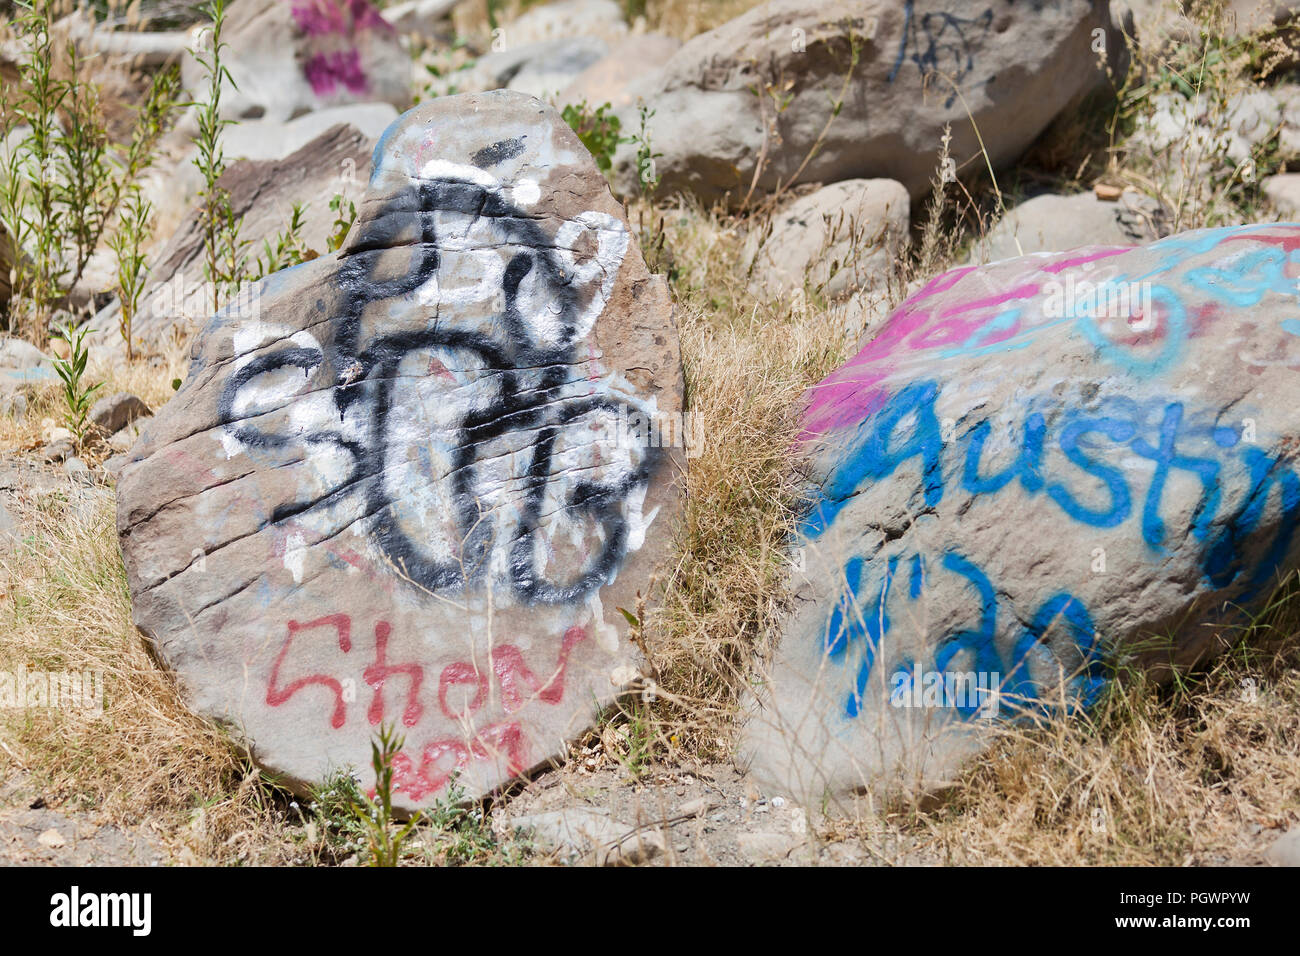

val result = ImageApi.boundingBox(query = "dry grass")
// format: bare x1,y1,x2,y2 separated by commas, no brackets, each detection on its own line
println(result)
0,475,306,864
821,631,1300,866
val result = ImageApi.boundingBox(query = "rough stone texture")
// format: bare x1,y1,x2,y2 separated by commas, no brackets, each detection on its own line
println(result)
558,33,682,111
95,123,375,353
1128,88,1283,198
611,0,1124,205
499,0,629,47
90,393,151,436
428,36,610,100
117,90,684,809
970,190,1170,264
0,336,55,405
179,0,411,122
745,224,1300,808
220,102,399,163
743,179,909,301
1263,171,1300,216
1266,826,1300,866
381,0,460,37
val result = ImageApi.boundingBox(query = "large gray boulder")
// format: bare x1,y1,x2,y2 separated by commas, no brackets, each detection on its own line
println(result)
745,223,1300,808
117,91,684,808
612,0,1125,206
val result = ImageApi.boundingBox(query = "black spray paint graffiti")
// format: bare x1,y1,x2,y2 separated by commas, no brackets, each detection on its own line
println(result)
218,161,659,607
888,0,995,107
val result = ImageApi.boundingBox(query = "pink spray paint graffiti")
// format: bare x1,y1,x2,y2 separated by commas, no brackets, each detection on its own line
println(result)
289,0,393,98
264,613,589,799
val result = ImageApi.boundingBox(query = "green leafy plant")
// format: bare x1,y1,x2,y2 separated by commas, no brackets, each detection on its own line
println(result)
0,1,181,342
326,193,357,253
192,0,248,312
562,100,622,175
350,723,421,867
106,188,152,363
0,0,66,342
51,324,103,449
253,202,309,279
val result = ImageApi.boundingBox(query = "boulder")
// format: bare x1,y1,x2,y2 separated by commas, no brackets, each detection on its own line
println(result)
612,0,1124,206
116,90,684,808
970,190,1169,264
496,0,628,47
743,179,909,301
558,33,682,111
1264,172,1300,216
89,393,151,436
428,35,610,100
179,0,411,122
381,0,461,37
745,223,1300,807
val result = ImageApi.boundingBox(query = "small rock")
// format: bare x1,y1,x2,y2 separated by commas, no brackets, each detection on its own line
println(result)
745,179,909,302
63,457,91,483
37,827,67,849
89,392,150,436
598,829,664,866
737,830,801,864
679,796,716,817
1266,827,1300,867
102,454,127,480
41,438,74,464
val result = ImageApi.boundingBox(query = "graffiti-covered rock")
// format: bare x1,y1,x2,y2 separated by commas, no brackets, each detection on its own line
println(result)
116,91,684,808
180,0,410,123
611,0,1125,206
745,224,1300,807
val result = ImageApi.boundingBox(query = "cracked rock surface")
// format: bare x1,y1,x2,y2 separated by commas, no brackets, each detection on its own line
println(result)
117,90,684,809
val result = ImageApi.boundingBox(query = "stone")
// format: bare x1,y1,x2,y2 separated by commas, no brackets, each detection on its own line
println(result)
117,90,684,810
737,830,803,863
507,807,625,859
90,393,151,437
970,190,1170,264
498,0,628,47
611,0,1125,205
1263,172,1300,216
63,456,91,483
1129,88,1282,198
97,123,375,353
744,223,1300,808
558,33,682,111
1266,826,1300,866
429,35,610,101
744,179,909,301
179,0,411,123
1225,0,1300,34
41,438,74,464
219,102,399,163
0,335,55,394
381,0,460,37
